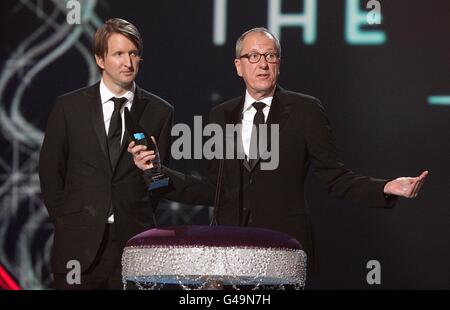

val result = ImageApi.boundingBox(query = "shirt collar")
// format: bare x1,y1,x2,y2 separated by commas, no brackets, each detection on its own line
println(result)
99,79,135,105
243,90,273,112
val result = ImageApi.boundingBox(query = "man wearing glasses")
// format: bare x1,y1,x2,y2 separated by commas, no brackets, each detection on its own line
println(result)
129,27,427,275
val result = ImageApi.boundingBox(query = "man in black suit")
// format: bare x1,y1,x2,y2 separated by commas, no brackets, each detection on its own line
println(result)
129,28,427,273
39,18,173,289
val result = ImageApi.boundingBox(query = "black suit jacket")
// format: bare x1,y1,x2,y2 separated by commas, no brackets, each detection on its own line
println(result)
39,82,173,273
163,86,396,272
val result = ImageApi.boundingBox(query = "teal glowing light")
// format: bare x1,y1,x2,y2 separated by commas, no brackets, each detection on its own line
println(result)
428,96,450,106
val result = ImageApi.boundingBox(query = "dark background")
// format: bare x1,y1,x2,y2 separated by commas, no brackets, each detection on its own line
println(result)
0,0,449,289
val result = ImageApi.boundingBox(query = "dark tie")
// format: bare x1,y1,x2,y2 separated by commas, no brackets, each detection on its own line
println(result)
248,101,266,168
108,97,127,170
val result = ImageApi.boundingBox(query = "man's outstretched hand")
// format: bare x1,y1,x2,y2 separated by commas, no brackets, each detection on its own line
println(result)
384,171,428,198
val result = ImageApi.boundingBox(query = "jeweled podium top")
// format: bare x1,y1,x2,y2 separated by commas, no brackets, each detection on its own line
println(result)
122,225,307,290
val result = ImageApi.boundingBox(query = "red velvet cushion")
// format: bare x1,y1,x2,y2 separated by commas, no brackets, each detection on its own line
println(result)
126,225,301,250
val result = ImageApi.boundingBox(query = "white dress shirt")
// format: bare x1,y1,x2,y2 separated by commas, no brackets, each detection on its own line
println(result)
99,79,135,143
99,79,135,223
241,90,273,157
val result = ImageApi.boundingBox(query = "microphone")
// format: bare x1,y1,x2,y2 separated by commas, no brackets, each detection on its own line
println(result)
210,159,224,226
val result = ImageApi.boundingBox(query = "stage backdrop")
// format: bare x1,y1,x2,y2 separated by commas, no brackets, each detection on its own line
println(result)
0,0,449,289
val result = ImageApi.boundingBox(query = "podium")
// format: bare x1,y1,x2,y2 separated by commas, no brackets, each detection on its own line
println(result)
121,225,307,290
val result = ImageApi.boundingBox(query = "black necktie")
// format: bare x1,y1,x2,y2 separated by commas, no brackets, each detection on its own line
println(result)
248,101,266,168
108,97,127,170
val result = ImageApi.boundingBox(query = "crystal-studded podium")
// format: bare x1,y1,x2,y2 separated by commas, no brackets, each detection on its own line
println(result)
121,225,307,290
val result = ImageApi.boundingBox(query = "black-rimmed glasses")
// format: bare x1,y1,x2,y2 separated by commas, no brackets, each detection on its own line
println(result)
238,52,279,64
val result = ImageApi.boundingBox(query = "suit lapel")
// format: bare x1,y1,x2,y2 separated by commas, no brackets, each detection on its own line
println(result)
87,83,111,170
265,86,292,152
224,97,243,125
266,86,292,129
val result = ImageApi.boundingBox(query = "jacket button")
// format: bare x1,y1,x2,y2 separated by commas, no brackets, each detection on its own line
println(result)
249,179,254,185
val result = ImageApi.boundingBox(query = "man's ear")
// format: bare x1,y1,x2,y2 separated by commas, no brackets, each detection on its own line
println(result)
95,54,105,71
234,58,243,77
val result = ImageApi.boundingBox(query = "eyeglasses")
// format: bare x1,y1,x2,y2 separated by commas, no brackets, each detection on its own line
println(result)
239,52,279,64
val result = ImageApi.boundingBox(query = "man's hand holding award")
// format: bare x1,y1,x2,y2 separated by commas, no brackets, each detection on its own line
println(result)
125,108,169,191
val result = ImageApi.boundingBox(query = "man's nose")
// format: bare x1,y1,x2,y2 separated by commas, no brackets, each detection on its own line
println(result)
124,54,133,68
258,56,269,68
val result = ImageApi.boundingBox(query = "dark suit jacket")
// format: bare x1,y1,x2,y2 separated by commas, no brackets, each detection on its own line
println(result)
39,82,173,273
163,86,396,272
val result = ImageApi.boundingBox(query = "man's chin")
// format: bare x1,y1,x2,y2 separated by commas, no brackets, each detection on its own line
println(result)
118,78,135,88
255,83,276,94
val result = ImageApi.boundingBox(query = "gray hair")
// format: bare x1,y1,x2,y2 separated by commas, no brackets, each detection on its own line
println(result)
235,27,281,58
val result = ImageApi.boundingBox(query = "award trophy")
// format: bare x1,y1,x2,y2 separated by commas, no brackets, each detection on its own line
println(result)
124,108,169,190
